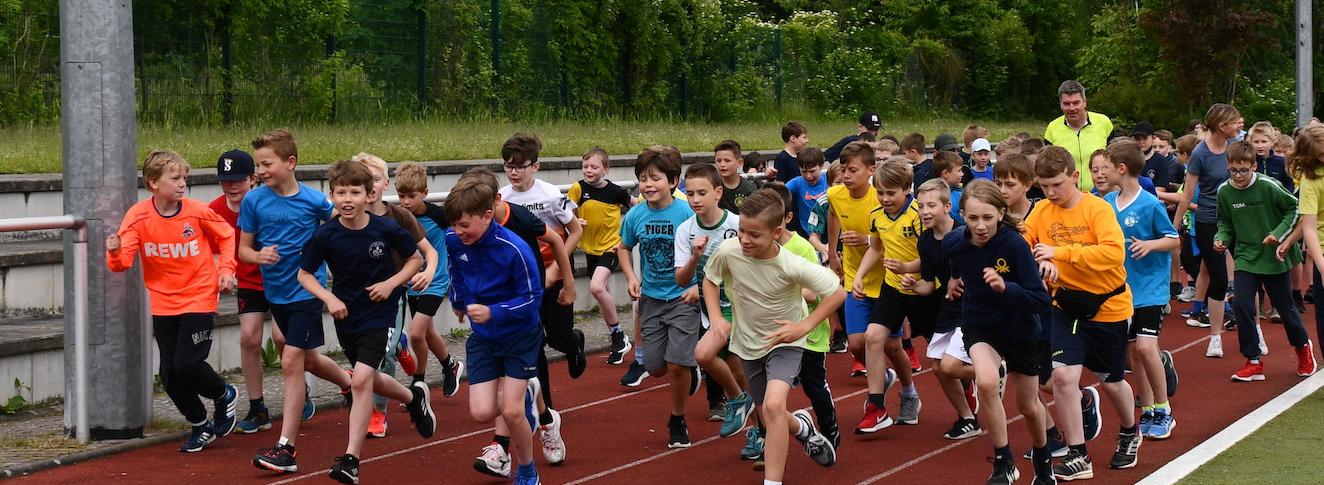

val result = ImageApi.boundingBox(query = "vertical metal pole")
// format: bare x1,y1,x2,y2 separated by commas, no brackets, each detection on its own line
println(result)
774,27,782,113
417,5,427,117
72,225,89,444
60,0,148,440
1298,0,1313,128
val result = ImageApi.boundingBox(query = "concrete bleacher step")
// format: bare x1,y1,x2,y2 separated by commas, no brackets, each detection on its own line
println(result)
0,238,64,317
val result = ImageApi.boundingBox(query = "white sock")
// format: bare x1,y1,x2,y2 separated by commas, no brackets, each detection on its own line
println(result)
277,435,290,447
793,413,812,439
765,481,783,485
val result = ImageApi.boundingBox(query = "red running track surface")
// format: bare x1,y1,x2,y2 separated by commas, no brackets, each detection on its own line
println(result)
20,305,1320,484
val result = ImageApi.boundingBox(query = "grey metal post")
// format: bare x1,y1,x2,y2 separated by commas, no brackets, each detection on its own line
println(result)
1298,0,1313,128
60,0,149,439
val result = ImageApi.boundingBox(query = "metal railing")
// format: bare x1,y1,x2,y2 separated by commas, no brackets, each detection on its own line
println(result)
381,172,770,205
0,215,90,443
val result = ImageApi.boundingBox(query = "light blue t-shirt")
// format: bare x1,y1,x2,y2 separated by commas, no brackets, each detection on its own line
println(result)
238,183,333,304
971,165,994,181
409,211,451,298
787,175,828,233
949,187,964,221
1106,189,1178,309
620,198,694,301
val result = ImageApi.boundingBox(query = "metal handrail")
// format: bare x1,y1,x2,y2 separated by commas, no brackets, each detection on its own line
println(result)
382,172,771,205
0,215,90,443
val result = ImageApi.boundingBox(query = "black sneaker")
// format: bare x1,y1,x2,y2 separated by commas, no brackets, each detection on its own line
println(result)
329,454,360,484
621,361,648,387
988,458,1019,485
1032,468,1058,485
569,328,588,379
1109,431,1142,469
1169,282,1182,299
236,406,272,434
178,422,216,453
1224,311,1238,330
792,410,836,467
607,331,631,365
1295,292,1307,312
442,358,465,398
213,384,238,437
667,416,691,449
1081,387,1102,441
943,417,982,440
406,381,436,438
1161,349,1179,398
1023,429,1068,459
829,332,848,353
1052,449,1093,481
253,443,298,473
688,366,703,396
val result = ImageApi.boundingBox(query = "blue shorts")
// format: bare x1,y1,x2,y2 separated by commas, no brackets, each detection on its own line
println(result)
270,298,326,349
844,294,876,335
466,327,543,385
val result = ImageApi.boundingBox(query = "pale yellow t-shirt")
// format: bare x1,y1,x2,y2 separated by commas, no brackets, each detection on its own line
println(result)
1298,168,1324,243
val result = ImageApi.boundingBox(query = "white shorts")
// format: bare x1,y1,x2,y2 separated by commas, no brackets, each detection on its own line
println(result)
927,328,972,365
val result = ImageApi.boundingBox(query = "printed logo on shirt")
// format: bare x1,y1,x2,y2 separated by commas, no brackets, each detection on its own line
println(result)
143,240,201,259
459,253,470,262
181,223,196,240
1046,222,1091,245
1124,214,1138,228
994,258,1011,274
723,229,737,240
369,241,386,259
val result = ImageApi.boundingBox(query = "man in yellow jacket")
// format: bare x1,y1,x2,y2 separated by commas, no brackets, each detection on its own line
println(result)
1044,80,1113,191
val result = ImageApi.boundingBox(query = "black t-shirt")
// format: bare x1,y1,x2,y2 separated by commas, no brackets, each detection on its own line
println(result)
918,227,961,334
774,150,798,183
824,134,861,162
301,214,418,332
499,201,548,277
1143,152,1180,193
719,177,757,213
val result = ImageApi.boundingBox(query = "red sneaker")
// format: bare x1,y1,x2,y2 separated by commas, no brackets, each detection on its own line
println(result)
367,409,388,438
1296,342,1317,377
1231,359,1265,382
906,347,922,372
398,348,418,376
856,402,893,434
964,380,978,415
850,359,867,377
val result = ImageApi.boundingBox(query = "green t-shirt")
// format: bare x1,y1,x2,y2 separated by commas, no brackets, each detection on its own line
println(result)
1215,173,1301,275
785,234,831,353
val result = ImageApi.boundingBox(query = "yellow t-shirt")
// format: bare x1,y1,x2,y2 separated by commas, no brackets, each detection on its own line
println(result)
1022,195,1133,322
1298,168,1324,244
568,180,632,256
870,197,924,295
827,184,885,298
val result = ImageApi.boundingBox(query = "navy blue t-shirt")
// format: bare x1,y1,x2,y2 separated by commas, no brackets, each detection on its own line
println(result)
774,150,798,183
918,227,961,334
301,213,418,333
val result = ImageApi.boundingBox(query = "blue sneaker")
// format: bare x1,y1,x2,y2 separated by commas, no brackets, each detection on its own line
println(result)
1081,387,1102,441
236,406,272,433
214,384,238,437
740,427,765,460
513,464,540,485
525,378,540,433
719,392,755,437
179,421,216,453
1147,409,1174,440
300,384,315,421
1138,410,1153,437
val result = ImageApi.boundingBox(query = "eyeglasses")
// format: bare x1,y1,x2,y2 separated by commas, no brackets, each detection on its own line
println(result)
1228,167,1253,175
503,162,535,173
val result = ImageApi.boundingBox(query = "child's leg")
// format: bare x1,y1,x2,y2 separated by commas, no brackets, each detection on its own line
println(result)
152,316,206,425
1134,339,1163,405
173,314,228,398
500,377,537,467
1011,373,1048,448
668,363,691,415
469,381,502,423
238,312,268,403
935,360,971,419
885,335,913,387
1232,272,1263,359
798,350,837,436
969,343,1008,445
279,346,310,443
1263,271,1312,348
345,362,379,458
863,324,891,393
844,295,871,364
695,328,742,398
761,381,793,482
372,317,405,412
590,266,620,327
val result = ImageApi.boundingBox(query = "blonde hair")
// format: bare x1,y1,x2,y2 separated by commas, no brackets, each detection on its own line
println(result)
352,152,389,177
1248,121,1278,142
961,179,1022,232
826,160,844,185
142,150,190,185
873,138,900,155
1275,133,1295,155
1290,125,1324,180
872,159,913,191
916,178,951,205
394,162,429,194
1204,104,1242,135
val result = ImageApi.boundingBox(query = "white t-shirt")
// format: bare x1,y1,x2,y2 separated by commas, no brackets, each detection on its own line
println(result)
674,210,740,289
500,179,578,233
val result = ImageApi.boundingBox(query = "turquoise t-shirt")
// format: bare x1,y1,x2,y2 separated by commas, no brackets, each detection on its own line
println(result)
408,209,450,298
620,199,695,300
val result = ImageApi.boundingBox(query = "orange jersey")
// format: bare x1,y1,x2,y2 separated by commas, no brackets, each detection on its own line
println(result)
107,198,236,316
1022,195,1132,322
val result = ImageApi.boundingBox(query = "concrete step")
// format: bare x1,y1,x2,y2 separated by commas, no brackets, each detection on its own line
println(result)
0,238,64,317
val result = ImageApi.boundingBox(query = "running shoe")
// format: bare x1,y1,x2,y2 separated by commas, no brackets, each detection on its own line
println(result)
688,366,703,396
830,333,848,353
397,347,418,377
906,346,922,372
367,409,387,438
213,384,238,437
1207,336,1224,358
1169,282,1182,300
525,378,541,433
442,358,465,398
1231,359,1265,382
513,467,541,485
1298,341,1318,376
740,427,765,461
301,384,315,421
474,442,511,477
1032,470,1058,485
236,406,272,434
539,408,566,464
607,331,631,365
997,360,1008,400
849,358,867,377
1257,323,1270,355
1081,387,1102,441
897,392,922,425
1295,291,1307,313
1177,286,1197,302
942,417,981,440
179,421,216,453
988,458,1019,485
1052,449,1093,481
1269,309,1283,323
1147,409,1174,440
329,454,359,484
568,329,588,379
720,392,755,437
963,379,979,415
1161,350,1178,397
620,361,648,387
253,443,298,473
792,409,836,467
1023,428,1068,459
667,416,691,449
855,402,893,434
1224,308,1238,330
1186,312,1211,328
1108,431,1142,469
708,400,726,422
405,381,436,437
1138,410,1153,438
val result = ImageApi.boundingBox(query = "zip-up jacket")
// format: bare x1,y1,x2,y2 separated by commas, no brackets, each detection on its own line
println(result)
1044,111,1113,191
446,222,543,340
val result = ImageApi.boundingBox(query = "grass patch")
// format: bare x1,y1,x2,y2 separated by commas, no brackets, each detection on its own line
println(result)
0,118,1042,174
0,432,86,451
1182,388,1324,484
147,417,192,434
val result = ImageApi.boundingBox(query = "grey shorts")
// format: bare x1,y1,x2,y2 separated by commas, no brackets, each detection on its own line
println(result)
741,346,804,406
639,295,701,372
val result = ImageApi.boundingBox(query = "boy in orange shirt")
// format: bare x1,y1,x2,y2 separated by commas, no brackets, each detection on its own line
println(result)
1023,146,1139,481
107,150,239,453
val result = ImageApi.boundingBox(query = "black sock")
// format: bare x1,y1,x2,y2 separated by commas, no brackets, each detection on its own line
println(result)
250,398,265,411
1069,443,1087,456
902,338,913,350
1120,424,1138,435
1047,426,1062,441
868,393,886,409
540,410,554,426
1032,446,1051,467
669,414,685,426
440,355,453,367
994,445,1012,462
494,435,511,452
412,373,425,383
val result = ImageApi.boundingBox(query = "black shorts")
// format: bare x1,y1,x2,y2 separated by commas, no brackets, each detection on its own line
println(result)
336,326,391,370
1037,339,1053,386
236,288,270,315
585,252,619,272
270,298,326,349
407,294,445,317
962,326,1040,377
1128,305,1164,341
1049,310,1129,383
870,285,940,340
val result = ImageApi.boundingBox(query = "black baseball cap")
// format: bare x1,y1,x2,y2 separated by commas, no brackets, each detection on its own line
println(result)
934,133,961,151
1131,121,1156,137
216,149,255,181
859,111,883,131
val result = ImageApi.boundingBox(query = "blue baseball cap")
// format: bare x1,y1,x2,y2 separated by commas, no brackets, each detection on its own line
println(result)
216,150,254,181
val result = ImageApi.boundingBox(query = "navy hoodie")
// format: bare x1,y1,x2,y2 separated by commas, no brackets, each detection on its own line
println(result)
1256,152,1294,193
446,222,544,341
942,224,1050,341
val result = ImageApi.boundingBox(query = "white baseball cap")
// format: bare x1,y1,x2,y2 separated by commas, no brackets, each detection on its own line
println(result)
971,138,992,153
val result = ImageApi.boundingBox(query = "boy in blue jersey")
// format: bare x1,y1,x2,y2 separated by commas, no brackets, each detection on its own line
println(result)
297,161,436,484
787,147,828,237
1101,140,1180,440
243,130,353,474
446,177,546,485
618,145,702,449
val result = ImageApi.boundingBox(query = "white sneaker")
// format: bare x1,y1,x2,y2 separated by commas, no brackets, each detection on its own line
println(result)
1178,286,1197,302
474,442,511,477
539,408,567,464
1206,336,1224,358
1257,323,1270,356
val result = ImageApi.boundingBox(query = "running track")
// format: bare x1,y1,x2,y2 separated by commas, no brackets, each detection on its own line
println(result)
19,305,1319,484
